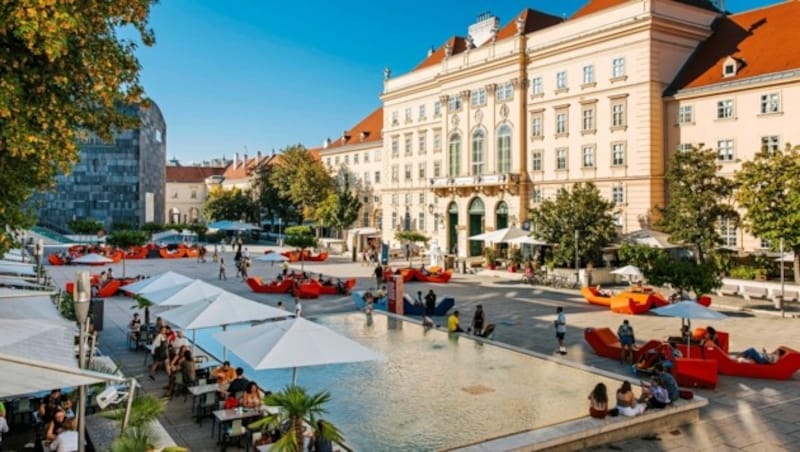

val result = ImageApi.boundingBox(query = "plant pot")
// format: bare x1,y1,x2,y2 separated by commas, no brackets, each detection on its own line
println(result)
487,264,496,270
508,265,517,273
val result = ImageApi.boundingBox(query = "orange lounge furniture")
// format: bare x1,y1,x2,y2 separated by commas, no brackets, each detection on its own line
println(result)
581,286,613,307
96,279,122,298
159,247,186,259
296,282,321,299
48,254,65,265
413,269,453,283
304,252,329,262
673,357,718,389
184,248,200,258
124,247,148,259
701,343,800,380
246,277,293,294
316,278,357,295
691,328,730,353
583,327,662,362
609,291,668,315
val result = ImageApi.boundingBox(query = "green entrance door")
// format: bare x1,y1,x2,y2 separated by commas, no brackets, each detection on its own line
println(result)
447,202,458,255
468,198,485,257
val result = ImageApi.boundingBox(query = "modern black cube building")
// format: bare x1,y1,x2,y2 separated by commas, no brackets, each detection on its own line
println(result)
36,102,167,230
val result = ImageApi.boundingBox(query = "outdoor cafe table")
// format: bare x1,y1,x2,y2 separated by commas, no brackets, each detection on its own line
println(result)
212,406,278,443
188,383,219,419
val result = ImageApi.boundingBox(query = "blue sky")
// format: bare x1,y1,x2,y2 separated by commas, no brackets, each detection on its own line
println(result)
135,0,773,164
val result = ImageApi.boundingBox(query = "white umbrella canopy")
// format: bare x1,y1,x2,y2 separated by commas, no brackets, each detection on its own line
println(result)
214,317,384,384
208,220,261,231
651,301,727,358
0,262,36,276
0,318,77,368
121,271,194,295
161,293,287,331
71,253,113,265
505,235,548,246
255,253,289,263
142,279,225,307
611,265,643,278
468,226,528,244
121,271,194,296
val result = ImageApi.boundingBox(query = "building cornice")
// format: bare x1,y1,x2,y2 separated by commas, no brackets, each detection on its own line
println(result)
666,69,800,100
319,140,384,156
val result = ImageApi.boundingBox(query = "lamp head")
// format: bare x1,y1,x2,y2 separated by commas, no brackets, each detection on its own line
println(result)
74,271,91,323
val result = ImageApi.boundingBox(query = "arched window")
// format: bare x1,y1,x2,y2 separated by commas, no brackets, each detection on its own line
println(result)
471,128,485,175
448,133,461,177
496,125,512,173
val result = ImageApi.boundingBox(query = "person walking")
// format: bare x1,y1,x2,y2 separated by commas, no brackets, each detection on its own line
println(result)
374,263,383,287
554,306,567,355
471,304,486,336
617,319,636,364
294,297,303,317
218,257,227,280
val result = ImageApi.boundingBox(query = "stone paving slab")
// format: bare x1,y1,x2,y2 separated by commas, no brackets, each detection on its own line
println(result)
44,249,800,451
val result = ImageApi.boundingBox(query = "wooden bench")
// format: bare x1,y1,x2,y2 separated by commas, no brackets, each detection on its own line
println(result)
774,290,800,303
742,286,768,300
716,284,740,297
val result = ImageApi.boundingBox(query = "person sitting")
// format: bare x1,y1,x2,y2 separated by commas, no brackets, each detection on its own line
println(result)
172,330,189,350
227,367,250,395
46,407,67,441
419,263,430,276
99,271,108,283
471,305,486,336
61,397,75,420
640,376,670,409
310,419,334,452
422,315,436,328
615,381,647,417
106,267,114,280
597,285,613,297
654,363,679,403
128,312,142,346
447,310,464,333
617,319,636,365
737,347,786,364
223,392,239,409
424,289,436,316
49,418,77,452
241,382,263,409
588,382,608,419
212,361,236,391
703,326,720,347
335,279,346,294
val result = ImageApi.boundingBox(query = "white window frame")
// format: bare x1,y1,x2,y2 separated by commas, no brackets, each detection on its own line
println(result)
391,165,399,182
532,150,543,172
434,101,442,117
418,163,426,180
717,139,734,161
448,96,462,111
761,135,780,153
391,137,399,158
760,93,780,114
719,217,737,248
418,104,426,120
531,115,543,138
531,76,543,95
433,130,442,152
555,112,568,135
678,105,693,125
555,147,568,170
404,135,413,156
418,133,427,154
582,65,594,84
496,82,513,102
582,107,595,132
717,99,734,119
612,185,624,204
471,88,486,107
612,57,625,78
611,102,626,128
404,163,412,181
582,145,595,168
611,142,626,166
556,71,567,90
471,128,486,176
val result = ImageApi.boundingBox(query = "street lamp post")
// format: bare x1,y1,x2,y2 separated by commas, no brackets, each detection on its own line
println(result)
574,230,580,286
780,238,785,318
74,271,92,452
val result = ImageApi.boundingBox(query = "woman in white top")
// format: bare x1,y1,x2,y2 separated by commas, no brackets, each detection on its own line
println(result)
50,418,78,452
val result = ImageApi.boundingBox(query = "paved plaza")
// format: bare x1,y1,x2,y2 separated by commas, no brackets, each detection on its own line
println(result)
45,248,800,451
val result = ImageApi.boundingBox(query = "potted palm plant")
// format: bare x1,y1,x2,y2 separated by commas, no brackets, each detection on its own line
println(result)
248,385,344,452
508,247,522,273
483,247,496,270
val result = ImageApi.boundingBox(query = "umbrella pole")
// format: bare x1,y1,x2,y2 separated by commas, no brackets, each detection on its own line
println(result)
292,367,297,386
192,329,196,355
685,318,691,359
222,325,228,361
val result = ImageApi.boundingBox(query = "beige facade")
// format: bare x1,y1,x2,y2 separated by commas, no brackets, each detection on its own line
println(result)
164,167,226,224
667,70,800,252
379,2,718,257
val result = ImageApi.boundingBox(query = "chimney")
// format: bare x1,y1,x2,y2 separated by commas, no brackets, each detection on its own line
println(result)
257,150,262,162
323,138,331,149
427,46,434,57
243,153,248,166
234,152,239,169
360,131,368,141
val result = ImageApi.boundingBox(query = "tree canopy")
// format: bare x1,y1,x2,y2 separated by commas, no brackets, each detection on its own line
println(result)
252,160,300,228
316,173,362,237
528,182,617,267
0,0,156,254
734,144,800,283
658,147,736,263
394,230,429,268
618,242,719,297
202,187,258,223
270,145,334,221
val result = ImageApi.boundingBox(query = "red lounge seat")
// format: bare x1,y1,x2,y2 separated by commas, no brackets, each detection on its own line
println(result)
673,358,718,389
583,327,660,362
246,277,293,294
124,247,148,259
296,282,321,299
702,343,800,380
48,254,65,265
413,269,453,283
304,252,329,262
609,291,666,314
159,248,186,259
96,279,122,298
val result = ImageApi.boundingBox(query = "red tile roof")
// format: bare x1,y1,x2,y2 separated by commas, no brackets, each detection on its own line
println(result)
572,0,719,19
166,166,226,183
222,155,272,180
494,8,563,40
323,107,383,151
413,9,561,72
672,1,800,92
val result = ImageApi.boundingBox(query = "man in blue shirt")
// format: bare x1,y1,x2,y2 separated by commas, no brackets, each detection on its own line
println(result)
554,307,567,355
655,363,679,403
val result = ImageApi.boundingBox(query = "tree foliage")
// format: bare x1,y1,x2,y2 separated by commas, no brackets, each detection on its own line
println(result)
0,0,156,255
69,218,104,234
248,386,343,452
252,160,300,228
658,147,736,263
618,242,720,297
284,225,317,271
202,187,257,223
316,174,362,237
734,144,800,283
106,229,148,277
395,230,429,268
270,145,334,221
617,242,668,273
528,182,617,267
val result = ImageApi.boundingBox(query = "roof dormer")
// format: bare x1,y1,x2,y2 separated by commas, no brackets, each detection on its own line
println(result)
722,56,738,78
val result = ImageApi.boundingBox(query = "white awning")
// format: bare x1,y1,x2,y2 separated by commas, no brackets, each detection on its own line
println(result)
0,352,126,398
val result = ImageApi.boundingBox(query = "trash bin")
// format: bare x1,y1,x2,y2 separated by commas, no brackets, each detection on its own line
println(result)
773,295,784,311
460,259,467,274
445,255,455,270
90,298,104,332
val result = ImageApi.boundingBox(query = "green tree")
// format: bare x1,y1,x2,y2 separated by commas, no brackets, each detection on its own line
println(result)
0,0,156,255
394,230,429,268
528,182,617,267
658,147,736,264
617,242,668,274
106,229,148,277
249,386,343,452
141,222,167,234
271,145,334,221
734,144,800,283
646,258,721,299
69,218,105,243
252,160,299,230
316,174,362,238
284,225,318,272
202,187,258,223
98,394,188,452
185,223,209,241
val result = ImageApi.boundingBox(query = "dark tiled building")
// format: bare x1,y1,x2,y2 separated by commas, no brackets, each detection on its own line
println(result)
36,102,167,230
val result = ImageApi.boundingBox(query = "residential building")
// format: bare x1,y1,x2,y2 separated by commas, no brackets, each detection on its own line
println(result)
666,0,800,252
319,107,384,231
165,166,227,224
36,102,167,230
